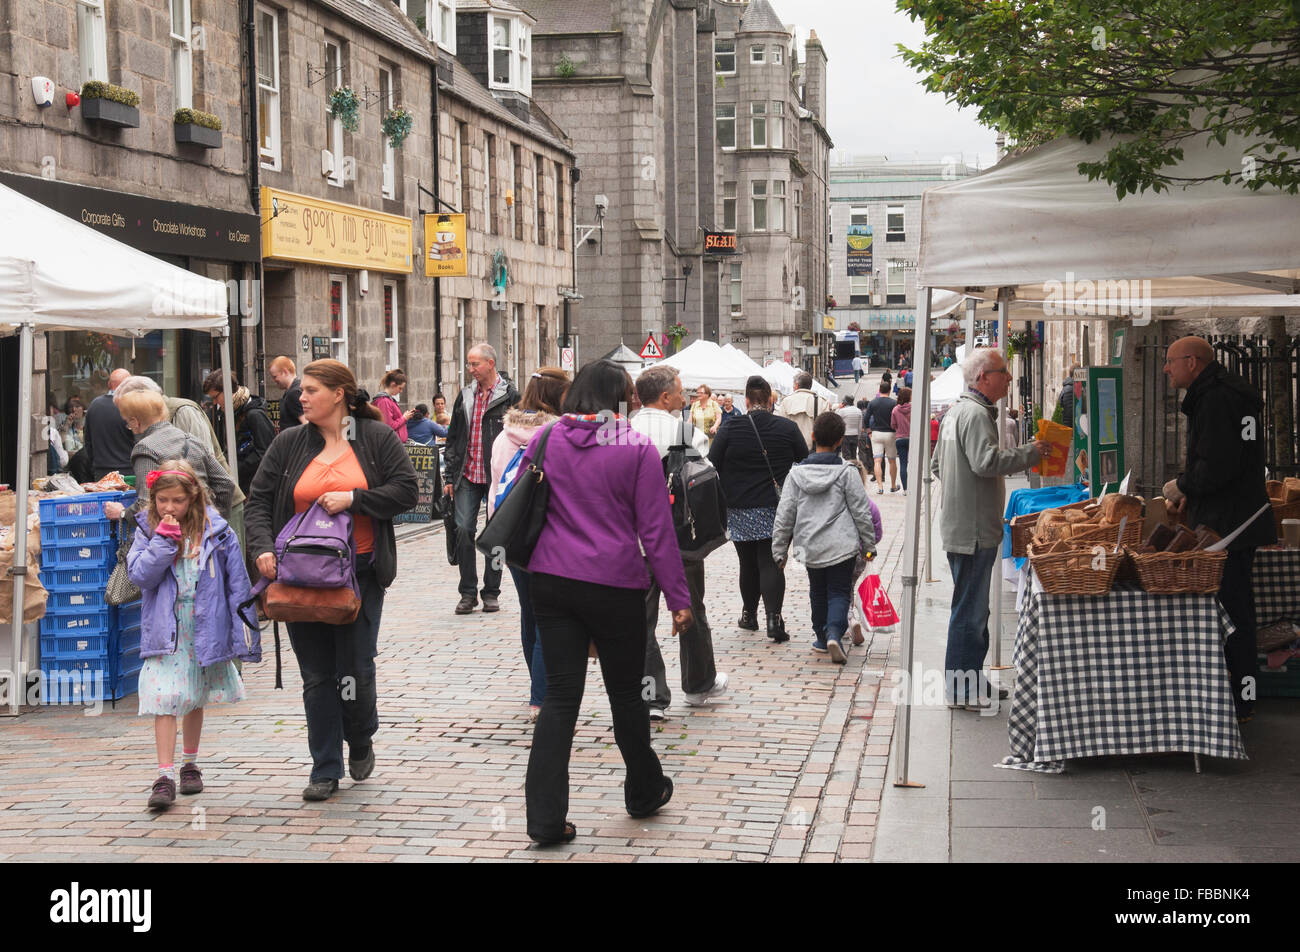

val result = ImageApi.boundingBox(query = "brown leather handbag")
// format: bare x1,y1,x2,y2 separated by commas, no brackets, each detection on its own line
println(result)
260,581,360,625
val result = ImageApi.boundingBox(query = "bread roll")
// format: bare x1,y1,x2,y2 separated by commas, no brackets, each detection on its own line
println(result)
1065,509,1090,524
1101,494,1144,523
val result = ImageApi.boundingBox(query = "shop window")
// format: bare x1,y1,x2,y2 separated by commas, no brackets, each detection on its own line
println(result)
171,0,193,111
716,104,735,150
77,0,108,86
256,5,281,170
330,275,348,364
715,38,735,75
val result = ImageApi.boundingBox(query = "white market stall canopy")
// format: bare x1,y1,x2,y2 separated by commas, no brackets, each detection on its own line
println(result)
919,133,1300,312
762,360,837,403
655,340,752,393
0,182,230,334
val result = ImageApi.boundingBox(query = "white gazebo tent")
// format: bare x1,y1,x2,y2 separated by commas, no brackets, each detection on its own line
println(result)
655,339,753,393
1,182,234,717
892,133,1300,785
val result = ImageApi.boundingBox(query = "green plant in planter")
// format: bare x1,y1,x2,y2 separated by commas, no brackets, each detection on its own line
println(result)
555,54,576,79
329,86,361,133
174,108,222,131
381,106,413,148
666,322,689,353
81,81,140,108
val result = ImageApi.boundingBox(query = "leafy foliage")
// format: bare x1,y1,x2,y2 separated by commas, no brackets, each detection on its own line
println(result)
174,108,221,131
81,81,140,108
329,86,361,133
896,1,1300,196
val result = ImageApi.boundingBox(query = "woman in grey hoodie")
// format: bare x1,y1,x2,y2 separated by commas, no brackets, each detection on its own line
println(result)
772,412,879,663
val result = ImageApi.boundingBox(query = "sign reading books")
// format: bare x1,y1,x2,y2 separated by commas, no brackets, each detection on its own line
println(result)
424,213,468,277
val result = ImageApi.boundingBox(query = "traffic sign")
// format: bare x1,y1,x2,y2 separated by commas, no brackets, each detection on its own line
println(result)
639,334,664,360
561,346,575,372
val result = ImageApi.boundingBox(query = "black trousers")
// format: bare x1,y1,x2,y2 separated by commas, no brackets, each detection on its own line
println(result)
1218,547,1258,715
733,539,785,617
526,573,666,839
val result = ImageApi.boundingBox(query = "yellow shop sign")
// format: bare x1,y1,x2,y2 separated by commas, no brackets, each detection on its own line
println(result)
424,213,468,277
261,187,412,273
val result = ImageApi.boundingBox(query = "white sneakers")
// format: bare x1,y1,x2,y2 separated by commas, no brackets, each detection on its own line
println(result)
683,672,730,707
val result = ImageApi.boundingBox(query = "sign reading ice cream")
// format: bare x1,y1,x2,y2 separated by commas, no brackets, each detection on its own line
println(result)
261,187,413,273
424,213,467,277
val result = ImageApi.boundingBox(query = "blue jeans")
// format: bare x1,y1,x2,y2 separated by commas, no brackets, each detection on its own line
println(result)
897,437,910,490
509,566,547,707
454,476,502,600
807,557,857,645
944,545,999,703
286,569,384,782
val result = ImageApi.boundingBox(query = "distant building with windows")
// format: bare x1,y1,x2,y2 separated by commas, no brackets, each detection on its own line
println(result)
828,154,981,366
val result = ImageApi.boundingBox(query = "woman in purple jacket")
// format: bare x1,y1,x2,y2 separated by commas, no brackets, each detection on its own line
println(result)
521,360,693,845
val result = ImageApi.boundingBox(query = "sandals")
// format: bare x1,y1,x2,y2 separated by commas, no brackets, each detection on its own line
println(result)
530,822,577,846
629,777,674,819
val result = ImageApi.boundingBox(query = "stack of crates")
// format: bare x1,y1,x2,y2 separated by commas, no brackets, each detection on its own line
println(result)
37,491,142,705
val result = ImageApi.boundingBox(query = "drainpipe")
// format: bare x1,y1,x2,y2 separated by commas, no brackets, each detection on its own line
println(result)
432,62,443,392
244,0,265,393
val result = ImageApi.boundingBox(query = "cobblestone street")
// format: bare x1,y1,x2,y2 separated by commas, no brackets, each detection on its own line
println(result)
0,486,914,863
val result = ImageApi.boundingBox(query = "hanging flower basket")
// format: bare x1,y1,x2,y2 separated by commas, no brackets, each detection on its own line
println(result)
1007,328,1042,357
329,86,361,133
666,322,689,352
381,106,413,148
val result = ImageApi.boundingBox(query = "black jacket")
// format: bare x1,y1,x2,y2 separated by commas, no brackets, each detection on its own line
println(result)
1176,361,1276,551
244,417,419,588
1058,381,1075,427
84,391,135,478
443,377,520,488
279,378,304,431
217,395,277,494
709,409,809,510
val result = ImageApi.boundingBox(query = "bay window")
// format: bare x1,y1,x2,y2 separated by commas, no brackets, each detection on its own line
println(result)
716,103,735,150
751,180,767,231
751,102,766,148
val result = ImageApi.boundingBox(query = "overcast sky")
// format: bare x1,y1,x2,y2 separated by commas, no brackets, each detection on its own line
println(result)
787,0,999,169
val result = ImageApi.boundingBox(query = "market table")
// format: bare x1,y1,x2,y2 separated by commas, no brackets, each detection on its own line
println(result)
1006,586,1247,770
1252,546,1300,627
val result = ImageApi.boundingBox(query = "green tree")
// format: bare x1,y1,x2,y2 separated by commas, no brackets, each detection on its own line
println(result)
896,1,1300,196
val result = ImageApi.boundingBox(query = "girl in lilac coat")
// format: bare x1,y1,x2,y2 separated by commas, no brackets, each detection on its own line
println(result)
126,460,260,812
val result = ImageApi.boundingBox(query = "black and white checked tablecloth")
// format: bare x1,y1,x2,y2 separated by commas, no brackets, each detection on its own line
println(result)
1252,547,1300,627
1007,588,1247,766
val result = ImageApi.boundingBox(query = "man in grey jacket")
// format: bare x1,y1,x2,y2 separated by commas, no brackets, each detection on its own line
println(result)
931,349,1046,709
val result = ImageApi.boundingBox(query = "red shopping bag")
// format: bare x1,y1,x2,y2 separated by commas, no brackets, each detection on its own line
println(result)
858,573,900,630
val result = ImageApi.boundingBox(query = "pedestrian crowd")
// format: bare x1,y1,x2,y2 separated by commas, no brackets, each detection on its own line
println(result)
67,337,1269,847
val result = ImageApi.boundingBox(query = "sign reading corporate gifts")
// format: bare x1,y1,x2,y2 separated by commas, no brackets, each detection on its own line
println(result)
424,213,468,277
846,224,873,276
703,231,738,255
261,187,412,273
394,444,440,524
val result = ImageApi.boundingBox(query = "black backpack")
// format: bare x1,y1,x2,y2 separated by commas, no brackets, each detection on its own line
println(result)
664,421,728,560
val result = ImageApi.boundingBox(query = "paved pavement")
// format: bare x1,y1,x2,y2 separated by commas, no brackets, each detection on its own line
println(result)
0,470,916,863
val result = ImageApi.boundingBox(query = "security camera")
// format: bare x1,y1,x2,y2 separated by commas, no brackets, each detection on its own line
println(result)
594,194,608,216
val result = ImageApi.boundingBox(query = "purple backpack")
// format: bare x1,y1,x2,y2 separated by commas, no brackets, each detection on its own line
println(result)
271,502,359,596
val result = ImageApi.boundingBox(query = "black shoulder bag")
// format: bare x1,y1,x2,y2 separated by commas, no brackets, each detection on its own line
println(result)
475,422,557,571
747,413,782,496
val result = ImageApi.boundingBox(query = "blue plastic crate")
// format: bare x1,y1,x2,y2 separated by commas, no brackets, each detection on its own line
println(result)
39,628,111,657
38,491,135,526
39,565,112,592
46,588,110,613
40,520,114,547
116,625,141,655
40,606,112,637
41,539,115,570
117,647,143,679
114,601,141,632
41,665,137,704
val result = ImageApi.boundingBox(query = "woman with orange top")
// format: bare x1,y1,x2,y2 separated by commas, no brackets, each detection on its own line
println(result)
244,359,418,802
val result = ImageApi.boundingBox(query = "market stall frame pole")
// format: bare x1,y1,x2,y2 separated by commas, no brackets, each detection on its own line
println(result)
990,287,1011,672
892,286,933,789
217,326,238,486
3,322,34,717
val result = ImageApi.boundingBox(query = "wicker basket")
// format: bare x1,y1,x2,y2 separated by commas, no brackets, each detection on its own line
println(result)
1271,498,1300,537
1033,516,1142,550
1009,500,1094,558
1027,542,1127,596
1129,549,1227,594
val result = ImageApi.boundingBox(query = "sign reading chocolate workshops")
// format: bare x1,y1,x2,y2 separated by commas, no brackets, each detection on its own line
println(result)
703,231,738,256
261,187,412,273
846,224,872,276
0,172,260,262
424,213,467,277
394,444,440,524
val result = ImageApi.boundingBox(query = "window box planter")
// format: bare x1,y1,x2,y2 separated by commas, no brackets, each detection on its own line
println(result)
81,96,139,128
174,122,221,148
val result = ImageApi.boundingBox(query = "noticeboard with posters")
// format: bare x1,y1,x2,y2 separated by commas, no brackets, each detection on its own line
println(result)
394,443,440,524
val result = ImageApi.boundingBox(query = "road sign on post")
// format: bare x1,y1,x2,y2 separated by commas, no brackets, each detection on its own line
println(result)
640,334,664,360
561,346,575,372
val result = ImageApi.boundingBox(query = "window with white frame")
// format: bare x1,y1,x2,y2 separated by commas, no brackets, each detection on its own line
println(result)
750,102,766,148
170,0,193,110
324,39,344,187
772,45,783,65
849,275,872,302
793,188,801,238
750,45,764,64
438,0,456,54
722,181,736,232
256,5,280,170
329,276,348,364
771,101,784,149
77,0,108,86
887,260,907,302
772,180,786,232
730,262,743,315
383,282,399,370
380,66,395,199
714,37,735,74
716,103,735,150
490,15,531,95
751,180,767,231
851,205,869,228
887,203,905,238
